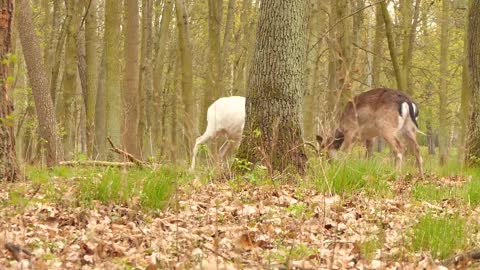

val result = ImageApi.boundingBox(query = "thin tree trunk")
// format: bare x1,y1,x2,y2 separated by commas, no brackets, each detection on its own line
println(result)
61,0,80,159
0,0,20,181
94,51,106,159
122,0,140,156
175,0,195,155
49,3,70,105
105,0,122,158
16,0,58,166
438,0,450,165
381,2,405,91
138,0,153,158
221,0,235,95
152,0,173,154
303,2,321,140
236,0,308,174
85,0,97,158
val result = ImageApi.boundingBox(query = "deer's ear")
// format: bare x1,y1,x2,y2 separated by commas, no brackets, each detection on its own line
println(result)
316,135,323,144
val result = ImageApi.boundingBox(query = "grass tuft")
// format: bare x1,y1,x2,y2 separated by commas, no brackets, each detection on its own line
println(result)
308,156,394,196
411,213,466,259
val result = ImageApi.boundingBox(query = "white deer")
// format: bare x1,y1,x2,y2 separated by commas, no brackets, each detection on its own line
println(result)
191,96,245,170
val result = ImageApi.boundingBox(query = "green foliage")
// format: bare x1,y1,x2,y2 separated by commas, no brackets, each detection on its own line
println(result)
268,244,318,266
76,165,188,209
24,165,192,210
359,237,382,261
411,169,480,206
411,213,466,259
461,177,480,206
286,202,312,219
411,183,460,202
308,156,394,196
141,166,190,209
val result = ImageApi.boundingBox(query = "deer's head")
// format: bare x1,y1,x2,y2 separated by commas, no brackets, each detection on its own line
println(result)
316,129,344,158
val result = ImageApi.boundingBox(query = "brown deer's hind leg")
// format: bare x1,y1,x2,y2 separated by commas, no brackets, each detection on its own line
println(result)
383,134,404,173
404,130,424,179
365,138,374,159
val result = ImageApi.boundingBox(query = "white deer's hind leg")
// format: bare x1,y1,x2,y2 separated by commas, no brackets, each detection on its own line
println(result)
219,140,232,161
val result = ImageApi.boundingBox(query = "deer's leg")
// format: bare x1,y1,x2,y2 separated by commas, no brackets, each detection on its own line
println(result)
383,134,404,173
191,133,213,170
365,138,374,159
219,139,232,160
340,132,355,154
404,130,424,179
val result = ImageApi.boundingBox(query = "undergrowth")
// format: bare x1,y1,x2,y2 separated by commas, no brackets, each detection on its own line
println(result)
411,213,467,259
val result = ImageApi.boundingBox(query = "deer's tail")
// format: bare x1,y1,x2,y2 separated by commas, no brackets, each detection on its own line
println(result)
406,102,419,128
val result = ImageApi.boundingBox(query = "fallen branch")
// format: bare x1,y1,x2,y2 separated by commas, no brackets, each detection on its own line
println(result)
442,249,480,268
5,242,31,262
59,160,136,167
107,137,145,166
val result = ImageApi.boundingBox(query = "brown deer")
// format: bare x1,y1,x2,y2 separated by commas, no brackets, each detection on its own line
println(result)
316,88,424,178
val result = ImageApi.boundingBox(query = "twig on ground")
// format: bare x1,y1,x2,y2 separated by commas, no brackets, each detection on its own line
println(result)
442,249,480,268
107,137,145,166
59,160,136,167
5,242,32,262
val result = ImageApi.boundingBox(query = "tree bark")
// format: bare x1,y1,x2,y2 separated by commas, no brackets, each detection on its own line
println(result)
49,2,70,105
152,0,173,155
465,0,480,166
85,0,97,158
236,0,308,174
61,0,80,159
381,2,405,91
105,0,122,158
94,51,106,159
175,0,195,154
16,0,58,166
0,0,19,181
438,0,450,165
122,0,140,156
138,0,153,158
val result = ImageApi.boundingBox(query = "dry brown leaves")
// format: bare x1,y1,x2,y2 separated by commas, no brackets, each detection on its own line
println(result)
0,175,476,269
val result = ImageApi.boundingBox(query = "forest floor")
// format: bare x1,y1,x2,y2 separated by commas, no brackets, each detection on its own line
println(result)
0,160,479,269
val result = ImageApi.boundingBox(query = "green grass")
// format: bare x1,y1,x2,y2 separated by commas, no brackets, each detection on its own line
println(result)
307,156,395,196
359,237,383,261
411,213,467,259
412,177,480,206
25,165,188,210
411,183,460,202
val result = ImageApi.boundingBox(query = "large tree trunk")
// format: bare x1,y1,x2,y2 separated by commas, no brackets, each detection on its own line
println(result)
16,0,58,166
438,0,450,165
0,0,19,181
465,0,480,166
236,0,308,174
175,0,195,156
122,0,140,156
105,0,122,158
85,0,97,158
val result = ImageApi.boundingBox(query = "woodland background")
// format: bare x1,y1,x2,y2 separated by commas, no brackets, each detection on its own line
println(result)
11,0,471,166
2,0,480,269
